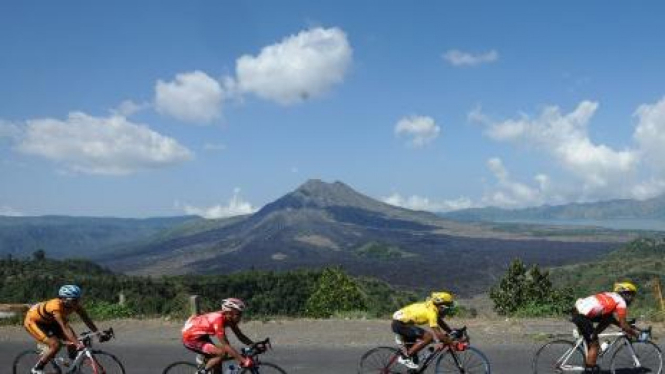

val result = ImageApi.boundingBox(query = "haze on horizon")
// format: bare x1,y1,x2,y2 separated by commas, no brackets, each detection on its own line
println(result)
2,1,665,219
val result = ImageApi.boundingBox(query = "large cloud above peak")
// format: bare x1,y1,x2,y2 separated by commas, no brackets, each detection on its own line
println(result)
16,112,193,175
235,27,352,105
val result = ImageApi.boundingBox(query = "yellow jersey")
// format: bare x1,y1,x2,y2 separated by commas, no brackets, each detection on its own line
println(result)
392,301,440,327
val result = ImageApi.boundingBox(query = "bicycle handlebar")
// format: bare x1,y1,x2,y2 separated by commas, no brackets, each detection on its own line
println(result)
242,338,272,357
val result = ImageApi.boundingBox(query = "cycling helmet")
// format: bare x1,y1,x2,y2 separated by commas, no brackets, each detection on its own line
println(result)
58,285,82,299
430,291,454,306
614,282,637,294
221,298,246,312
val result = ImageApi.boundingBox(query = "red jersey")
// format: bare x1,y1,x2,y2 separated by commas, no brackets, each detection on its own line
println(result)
182,312,228,341
575,292,627,319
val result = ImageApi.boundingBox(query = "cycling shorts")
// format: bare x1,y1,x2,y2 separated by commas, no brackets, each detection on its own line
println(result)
24,319,65,343
391,320,426,343
571,311,616,344
183,336,217,355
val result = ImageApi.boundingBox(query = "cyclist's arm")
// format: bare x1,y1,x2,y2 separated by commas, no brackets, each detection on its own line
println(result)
230,324,254,346
76,307,99,333
437,317,452,334
431,326,452,344
217,334,245,362
54,313,79,345
615,313,639,338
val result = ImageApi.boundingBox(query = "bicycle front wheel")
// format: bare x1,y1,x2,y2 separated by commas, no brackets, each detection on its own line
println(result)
532,340,585,374
610,341,663,374
162,361,199,374
240,362,288,373
435,346,490,374
13,350,61,374
358,346,410,374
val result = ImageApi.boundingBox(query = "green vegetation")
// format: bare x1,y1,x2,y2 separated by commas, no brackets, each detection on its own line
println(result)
354,242,416,260
490,259,573,317
0,255,417,321
550,237,665,320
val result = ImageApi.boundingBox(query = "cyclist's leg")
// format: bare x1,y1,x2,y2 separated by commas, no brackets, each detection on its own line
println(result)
572,312,600,372
184,336,232,372
391,320,430,358
24,321,61,371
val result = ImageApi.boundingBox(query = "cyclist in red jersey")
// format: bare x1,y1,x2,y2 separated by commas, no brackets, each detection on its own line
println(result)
571,282,645,374
181,298,255,373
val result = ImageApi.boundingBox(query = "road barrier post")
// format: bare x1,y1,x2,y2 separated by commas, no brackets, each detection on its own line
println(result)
190,295,201,316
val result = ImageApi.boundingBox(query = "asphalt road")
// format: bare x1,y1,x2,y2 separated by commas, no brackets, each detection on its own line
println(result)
1,340,551,374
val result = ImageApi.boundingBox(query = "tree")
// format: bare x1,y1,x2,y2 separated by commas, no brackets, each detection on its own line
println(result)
305,267,368,318
490,259,573,316
32,249,46,261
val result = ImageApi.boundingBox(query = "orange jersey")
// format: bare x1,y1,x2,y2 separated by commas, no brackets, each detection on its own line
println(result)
575,292,627,319
182,312,228,342
25,298,78,324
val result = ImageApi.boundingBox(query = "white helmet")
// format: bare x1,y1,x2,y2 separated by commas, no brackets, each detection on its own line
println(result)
221,298,246,312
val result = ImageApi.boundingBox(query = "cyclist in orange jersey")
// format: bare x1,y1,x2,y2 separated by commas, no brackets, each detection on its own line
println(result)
571,282,646,374
24,285,109,374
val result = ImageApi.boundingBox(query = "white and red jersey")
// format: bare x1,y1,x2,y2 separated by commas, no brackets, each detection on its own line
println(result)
575,292,627,319
182,312,228,342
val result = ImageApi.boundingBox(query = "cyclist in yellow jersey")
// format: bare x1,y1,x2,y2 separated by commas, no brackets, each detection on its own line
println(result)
24,285,109,374
392,291,456,369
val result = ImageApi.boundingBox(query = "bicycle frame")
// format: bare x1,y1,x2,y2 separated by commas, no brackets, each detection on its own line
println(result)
52,330,110,373
558,330,637,371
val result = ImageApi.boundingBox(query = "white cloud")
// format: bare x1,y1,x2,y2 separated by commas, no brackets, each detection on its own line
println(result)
0,120,20,141
482,158,549,208
180,188,257,219
112,100,150,117
383,193,474,212
443,49,499,67
475,101,639,195
634,97,665,172
0,205,23,216
16,112,193,175
235,27,352,105
395,115,440,147
155,70,224,124
203,143,226,152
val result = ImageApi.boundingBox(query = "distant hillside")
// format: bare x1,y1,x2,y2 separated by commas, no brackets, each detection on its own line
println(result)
0,215,200,258
442,195,665,228
102,179,623,295
550,238,665,313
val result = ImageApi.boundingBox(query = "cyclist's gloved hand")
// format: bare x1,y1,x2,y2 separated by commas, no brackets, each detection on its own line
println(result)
240,357,254,368
99,331,111,343
449,329,462,340
74,341,85,351
638,331,650,342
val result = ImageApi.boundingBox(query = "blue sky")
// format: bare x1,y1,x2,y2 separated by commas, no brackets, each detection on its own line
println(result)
2,1,665,218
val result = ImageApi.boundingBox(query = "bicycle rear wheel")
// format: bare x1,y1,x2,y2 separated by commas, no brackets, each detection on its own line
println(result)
435,347,490,374
610,341,663,374
12,350,61,374
162,361,199,374
358,346,410,374
240,362,288,373
532,340,585,374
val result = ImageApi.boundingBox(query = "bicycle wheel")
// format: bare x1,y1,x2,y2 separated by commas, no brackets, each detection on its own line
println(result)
358,346,410,374
533,340,585,374
162,361,199,374
240,362,288,373
435,346,490,374
12,350,61,374
610,341,663,374
78,350,126,374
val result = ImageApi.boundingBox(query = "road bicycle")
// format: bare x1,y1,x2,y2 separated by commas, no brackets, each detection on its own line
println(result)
358,326,491,373
13,328,125,374
533,322,662,373
163,338,287,374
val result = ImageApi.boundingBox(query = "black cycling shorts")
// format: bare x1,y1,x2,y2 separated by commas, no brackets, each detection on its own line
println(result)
391,320,426,343
571,312,616,344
